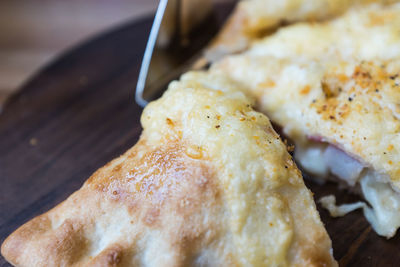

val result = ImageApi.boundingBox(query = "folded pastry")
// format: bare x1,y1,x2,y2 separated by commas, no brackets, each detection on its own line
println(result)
1,73,336,266
211,3,400,237
206,0,399,60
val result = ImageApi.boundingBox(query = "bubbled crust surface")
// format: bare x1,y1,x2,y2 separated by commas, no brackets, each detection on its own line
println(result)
207,0,398,59
2,73,336,266
211,4,400,189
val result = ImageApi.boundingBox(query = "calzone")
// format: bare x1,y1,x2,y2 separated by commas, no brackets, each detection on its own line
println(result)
211,3,400,237
1,72,336,266
207,0,399,60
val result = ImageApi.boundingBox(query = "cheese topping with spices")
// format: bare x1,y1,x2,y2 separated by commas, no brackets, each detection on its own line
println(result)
212,3,400,237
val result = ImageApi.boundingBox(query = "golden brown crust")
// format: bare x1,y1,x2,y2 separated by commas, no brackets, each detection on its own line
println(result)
2,140,223,267
2,75,336,266
206,0,399,61
85,245,124,267
1,216,51,265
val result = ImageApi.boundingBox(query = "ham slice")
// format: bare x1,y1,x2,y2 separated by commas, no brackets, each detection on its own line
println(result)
323,145,364,186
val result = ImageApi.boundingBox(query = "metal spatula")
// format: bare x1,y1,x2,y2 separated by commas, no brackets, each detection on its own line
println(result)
135,0,224,107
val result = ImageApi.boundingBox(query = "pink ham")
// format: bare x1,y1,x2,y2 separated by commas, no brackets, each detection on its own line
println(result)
304,135,365,185
323,145,364,186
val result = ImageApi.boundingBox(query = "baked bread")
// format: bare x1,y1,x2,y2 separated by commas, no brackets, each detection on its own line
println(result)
211,3,400,237
206,0,399,61
1,73,336,266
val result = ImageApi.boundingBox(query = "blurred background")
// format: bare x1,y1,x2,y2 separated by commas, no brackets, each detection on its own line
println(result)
0,0,158,107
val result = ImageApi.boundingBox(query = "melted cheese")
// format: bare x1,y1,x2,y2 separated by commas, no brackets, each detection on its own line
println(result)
295,143,329,178
361,172,400,237
299,141,400,238
321,173,400,238
319,195,366,217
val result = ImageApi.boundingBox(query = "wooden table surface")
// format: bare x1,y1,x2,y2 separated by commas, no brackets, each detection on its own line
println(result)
0,0,228,107
0,0,157,107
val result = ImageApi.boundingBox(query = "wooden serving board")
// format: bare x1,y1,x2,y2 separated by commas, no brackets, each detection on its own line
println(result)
0,9,399,267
